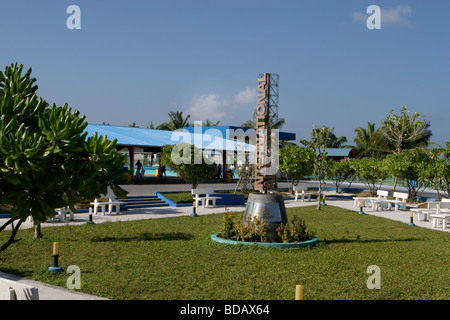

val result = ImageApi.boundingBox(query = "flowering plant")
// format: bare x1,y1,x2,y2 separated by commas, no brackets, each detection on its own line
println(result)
236,214,268,243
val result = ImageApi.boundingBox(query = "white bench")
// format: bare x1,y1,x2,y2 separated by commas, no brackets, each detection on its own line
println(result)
90,198,125,215
191,189,221,208
293,186,315,202
0,274,39,300
353,190,388,210
369,190,390,211
411,201,450,221
386,192,409,211
353,197,372,209
53,207,74,222
429,213,450,230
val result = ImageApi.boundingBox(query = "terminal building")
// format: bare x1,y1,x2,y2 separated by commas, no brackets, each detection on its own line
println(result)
85,124,296,179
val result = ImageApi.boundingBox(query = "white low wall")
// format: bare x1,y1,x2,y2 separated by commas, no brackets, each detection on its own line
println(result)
0,275,39,300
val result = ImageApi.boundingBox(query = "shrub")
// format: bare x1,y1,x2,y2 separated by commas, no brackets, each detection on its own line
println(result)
236,214,268,243
220,211,237,239
219,213,315,243
276,216,314,243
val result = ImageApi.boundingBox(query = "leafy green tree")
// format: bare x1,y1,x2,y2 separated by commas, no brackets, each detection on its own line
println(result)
278,144,315,193
383,148,433,202
379,106,432,154
350,158,387,196
160,143,216,189
326,160,356,193
378,106,433,189
300,126,333,210
0,63,128,253
157,111,191,131
427,142,450,198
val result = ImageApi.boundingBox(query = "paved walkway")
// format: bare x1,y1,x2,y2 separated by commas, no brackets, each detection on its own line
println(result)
1,183,449,300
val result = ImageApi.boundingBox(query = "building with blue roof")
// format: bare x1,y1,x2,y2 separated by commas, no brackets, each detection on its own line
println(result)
320,148,357,161
85,124,297,179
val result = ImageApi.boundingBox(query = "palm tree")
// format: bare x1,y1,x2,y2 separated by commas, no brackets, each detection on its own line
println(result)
157,111,191,131
378,106,432,154
300,126,347,148
352,122,386,159
328,132,348,148
194,119,221,126
378,106,433,189
241,112,285,129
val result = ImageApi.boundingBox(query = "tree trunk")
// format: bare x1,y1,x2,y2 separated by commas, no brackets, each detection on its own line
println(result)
0,218,23,254
33,223,42,239
317,170,322,211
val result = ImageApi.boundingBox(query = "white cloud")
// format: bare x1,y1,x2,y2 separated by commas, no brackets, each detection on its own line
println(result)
187,94,227,122
234,87,257,104
186,87,257,124
353,5,412,27
352,11,367,22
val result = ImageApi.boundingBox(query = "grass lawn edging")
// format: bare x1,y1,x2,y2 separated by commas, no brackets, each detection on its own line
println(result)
211,233,319,249
155,191,246,207
155,191,192,207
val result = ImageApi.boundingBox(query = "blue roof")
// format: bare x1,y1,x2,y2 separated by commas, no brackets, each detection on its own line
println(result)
85,124,255,152
322,148,355,157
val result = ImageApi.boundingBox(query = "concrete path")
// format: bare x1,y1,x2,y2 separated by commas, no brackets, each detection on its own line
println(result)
1,182,448,300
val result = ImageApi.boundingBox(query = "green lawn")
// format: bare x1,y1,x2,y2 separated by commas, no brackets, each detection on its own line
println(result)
0,205,448,300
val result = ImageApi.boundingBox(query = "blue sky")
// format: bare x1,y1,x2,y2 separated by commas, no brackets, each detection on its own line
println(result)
1,0,449,146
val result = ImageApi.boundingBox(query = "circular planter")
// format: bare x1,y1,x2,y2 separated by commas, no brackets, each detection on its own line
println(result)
210,233,319,249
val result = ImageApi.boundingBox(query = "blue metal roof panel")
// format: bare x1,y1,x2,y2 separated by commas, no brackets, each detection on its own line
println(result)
85,124,255,152
322,148,355,157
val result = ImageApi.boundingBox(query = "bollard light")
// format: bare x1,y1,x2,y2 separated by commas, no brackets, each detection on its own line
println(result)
321,194,326,205
359,203,365,214
295,285,303,300
408,210,415,226
191,201,198,217
49,242,63,272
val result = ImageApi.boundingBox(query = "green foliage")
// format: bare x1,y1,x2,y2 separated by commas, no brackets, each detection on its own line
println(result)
325,160,356,192
219,212,314,244
300,125,335,210
0,63,128,228
427,142,450,197
351,158,387,196
157,111,191,130
279,144,315,192
353,122,387,159
379,106,432,154
160,143,216,189
236,214,268,243
220,211,237,240
383,148,432,201
276,216,315,243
